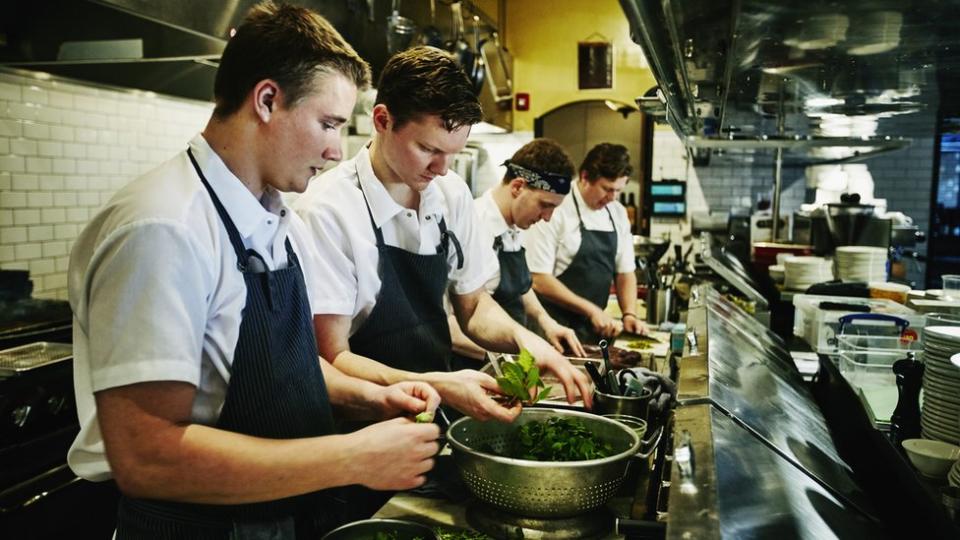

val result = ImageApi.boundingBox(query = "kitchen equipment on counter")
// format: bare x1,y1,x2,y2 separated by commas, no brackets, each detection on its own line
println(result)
594,385,653,420
868,281,911,304
446,408,640,518
322,518,437,540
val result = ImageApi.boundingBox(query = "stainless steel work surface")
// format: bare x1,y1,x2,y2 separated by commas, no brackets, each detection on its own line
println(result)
711,407,881,538
697,293,876,517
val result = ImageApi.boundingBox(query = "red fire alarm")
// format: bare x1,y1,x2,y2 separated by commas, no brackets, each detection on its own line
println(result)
515,93,530,111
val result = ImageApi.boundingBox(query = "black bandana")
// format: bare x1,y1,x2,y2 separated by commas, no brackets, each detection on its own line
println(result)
503,160,572,195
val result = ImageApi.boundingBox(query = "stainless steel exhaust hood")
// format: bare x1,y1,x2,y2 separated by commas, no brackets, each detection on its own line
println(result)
0,0,409,103
619,0,959,164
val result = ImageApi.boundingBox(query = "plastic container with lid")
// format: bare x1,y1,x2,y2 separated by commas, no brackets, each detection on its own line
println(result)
792,294,924,353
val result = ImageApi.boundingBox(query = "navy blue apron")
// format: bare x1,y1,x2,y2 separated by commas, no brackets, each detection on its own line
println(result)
491,235,533,326
540,193,618,343
114,149,340,539
339,168,464,513
449,234,532,371
347,169,462,375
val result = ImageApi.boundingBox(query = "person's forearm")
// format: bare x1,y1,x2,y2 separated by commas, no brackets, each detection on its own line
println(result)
125,424,366,503
457,293,526,352
448,314,487,361
328,349,450,389
531,273,600,317
615,271,638,319
521,289,554,328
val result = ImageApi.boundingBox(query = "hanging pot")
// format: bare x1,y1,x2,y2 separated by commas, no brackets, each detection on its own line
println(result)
386,0,417,54
445,2,474,82
418,0,443,48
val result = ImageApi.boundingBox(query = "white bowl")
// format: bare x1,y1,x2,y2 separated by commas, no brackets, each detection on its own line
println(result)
901,438,960,478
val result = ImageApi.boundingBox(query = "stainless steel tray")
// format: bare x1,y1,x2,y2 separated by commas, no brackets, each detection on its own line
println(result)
0,342,73,375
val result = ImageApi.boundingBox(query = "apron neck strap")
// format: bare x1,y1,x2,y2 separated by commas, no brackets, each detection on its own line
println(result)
187,148,249,269
572,187,616,232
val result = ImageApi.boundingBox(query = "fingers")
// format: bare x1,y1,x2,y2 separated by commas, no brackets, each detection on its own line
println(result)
574,369,594,409
565,332,586,358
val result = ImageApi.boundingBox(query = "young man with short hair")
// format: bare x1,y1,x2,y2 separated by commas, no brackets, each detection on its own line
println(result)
526,143,645,342
449,139,587,366
296,47,592,425
67,3,440,537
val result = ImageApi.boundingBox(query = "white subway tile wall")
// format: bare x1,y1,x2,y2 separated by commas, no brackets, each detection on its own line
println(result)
0,69,212,299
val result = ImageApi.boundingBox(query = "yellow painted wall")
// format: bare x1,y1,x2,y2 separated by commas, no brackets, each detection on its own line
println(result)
505,0,657,132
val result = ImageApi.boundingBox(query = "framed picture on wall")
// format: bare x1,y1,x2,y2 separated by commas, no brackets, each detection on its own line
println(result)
578,40,613,89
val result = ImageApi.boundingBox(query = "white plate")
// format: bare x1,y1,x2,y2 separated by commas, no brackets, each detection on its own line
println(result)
925,326,960,344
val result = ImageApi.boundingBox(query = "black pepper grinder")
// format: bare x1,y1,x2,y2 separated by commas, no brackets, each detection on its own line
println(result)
890,352,924,446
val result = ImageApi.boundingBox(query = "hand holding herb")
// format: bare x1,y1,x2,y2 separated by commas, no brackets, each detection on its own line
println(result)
495,349,552,407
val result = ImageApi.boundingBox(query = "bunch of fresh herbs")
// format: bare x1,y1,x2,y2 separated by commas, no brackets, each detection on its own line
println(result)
495,349,552,406
511,416,614,461
435,528,494,540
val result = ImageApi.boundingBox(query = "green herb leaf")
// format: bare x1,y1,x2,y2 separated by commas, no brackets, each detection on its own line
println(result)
414,411,434,423
494,349,550,406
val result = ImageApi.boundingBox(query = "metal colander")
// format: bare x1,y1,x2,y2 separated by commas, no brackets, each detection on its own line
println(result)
446,408,640,518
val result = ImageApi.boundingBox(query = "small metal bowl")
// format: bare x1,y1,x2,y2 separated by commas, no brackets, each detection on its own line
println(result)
321,518,438,540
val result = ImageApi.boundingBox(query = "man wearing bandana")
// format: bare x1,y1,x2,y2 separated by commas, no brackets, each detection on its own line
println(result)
449,139,588,367
525,143,645,342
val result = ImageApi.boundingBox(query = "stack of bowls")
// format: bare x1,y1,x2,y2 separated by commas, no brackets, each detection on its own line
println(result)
783,256,834,291
835,246,888,282
920,326,960,444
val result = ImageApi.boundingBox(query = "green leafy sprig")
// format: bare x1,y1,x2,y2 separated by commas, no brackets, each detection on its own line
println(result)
495,349,552,406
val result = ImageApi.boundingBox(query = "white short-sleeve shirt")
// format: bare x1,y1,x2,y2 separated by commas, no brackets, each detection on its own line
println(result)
474,188,522,294
294,146,497,336
67,134,327,481
524,181,636,277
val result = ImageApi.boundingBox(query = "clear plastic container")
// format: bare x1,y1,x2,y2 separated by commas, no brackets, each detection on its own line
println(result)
837,349,909,389
943,275,960,301
837,334,923,355
792,294,925,353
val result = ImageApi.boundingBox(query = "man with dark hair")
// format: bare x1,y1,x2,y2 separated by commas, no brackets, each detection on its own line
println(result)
67,3,440,538
448,139,588,366
296,47,591,427
526,143,645,341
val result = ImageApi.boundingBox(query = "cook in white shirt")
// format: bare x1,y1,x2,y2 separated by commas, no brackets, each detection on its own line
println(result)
296,47,592,423
448,138,588,368
66,6,441,538
526,143,644,341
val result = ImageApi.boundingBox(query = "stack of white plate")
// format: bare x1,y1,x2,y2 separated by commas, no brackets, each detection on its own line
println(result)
783,256,833,291
950,458,960,487
768,264,785,284
835,246,888,282
920,326,960,444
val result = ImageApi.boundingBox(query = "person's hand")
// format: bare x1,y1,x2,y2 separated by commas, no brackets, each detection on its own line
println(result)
372,381,442,420
432,370,522,423
540,317,586,358
518,334,594,409
589,307,622,339
351,417,440,491
621,313,646,335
